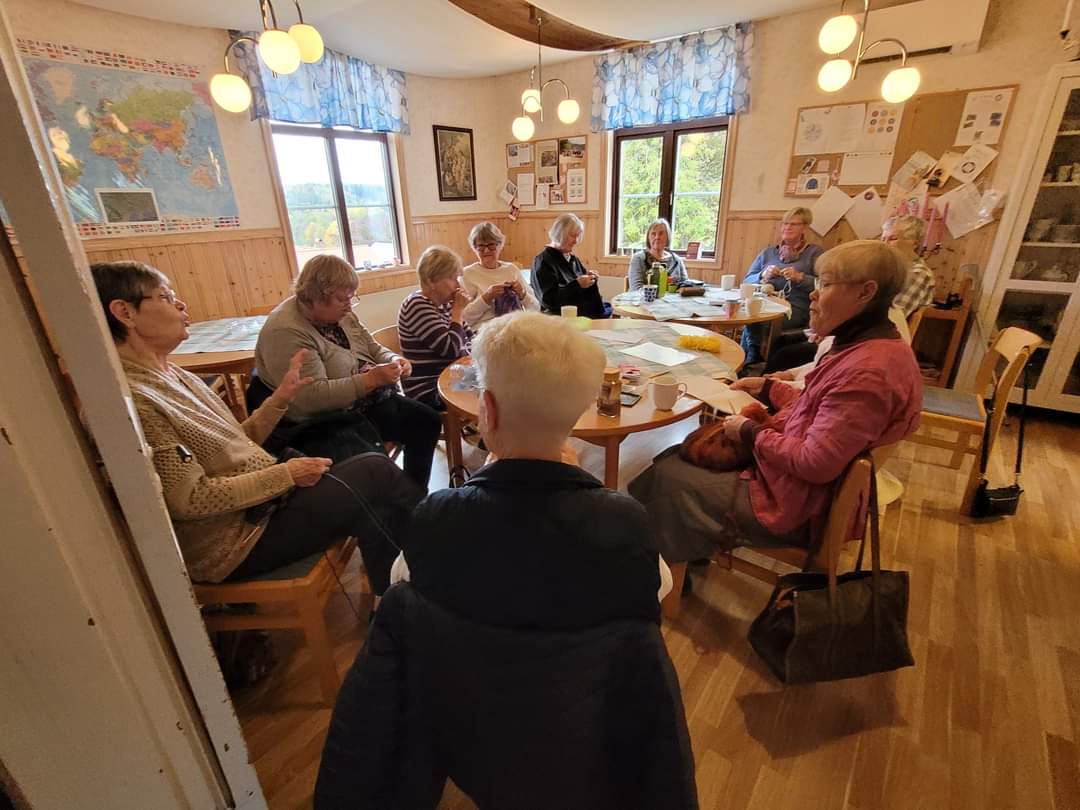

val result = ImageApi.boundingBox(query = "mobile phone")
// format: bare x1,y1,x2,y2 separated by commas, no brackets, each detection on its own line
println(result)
620,392,642,407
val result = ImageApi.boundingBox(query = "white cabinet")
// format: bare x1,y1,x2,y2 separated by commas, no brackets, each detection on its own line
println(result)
963,64,1080,412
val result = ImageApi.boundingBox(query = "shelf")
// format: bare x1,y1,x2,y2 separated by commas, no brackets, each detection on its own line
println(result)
1021,241,1080,248
1040,181,1080,187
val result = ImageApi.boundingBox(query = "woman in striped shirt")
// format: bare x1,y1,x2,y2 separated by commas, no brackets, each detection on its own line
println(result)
397,245,472,410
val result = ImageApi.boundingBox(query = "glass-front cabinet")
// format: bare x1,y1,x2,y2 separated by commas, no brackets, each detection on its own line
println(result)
973,65,1080,413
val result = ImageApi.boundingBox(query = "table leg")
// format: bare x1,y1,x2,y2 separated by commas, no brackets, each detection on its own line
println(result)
603,435,623,489
443,409,465,483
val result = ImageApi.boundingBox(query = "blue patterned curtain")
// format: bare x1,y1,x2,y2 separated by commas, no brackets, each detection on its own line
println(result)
232,34,409,133
591,24,753,132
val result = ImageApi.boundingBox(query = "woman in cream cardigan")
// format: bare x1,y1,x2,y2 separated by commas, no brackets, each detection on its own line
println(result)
91,261,420,592
460,221,539,327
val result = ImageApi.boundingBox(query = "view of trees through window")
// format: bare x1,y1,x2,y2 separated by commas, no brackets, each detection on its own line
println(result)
614,122,727,256
271,126,399,270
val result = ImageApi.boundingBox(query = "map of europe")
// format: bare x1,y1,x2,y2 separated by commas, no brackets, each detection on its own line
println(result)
23,57,238,225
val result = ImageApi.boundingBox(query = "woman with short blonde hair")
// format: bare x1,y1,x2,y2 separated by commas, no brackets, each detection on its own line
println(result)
627,217,688,291
461,221,539,327
531,214,610,318
397,245,472,409
295,254,359,306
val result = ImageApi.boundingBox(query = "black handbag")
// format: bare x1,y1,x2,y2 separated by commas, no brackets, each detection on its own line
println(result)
747,455,915,684
970,365,1028,518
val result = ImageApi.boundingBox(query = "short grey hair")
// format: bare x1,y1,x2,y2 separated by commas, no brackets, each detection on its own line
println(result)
645,218,672,248
549,213,585,245
416,245,463,286
90,260,170,342
782,206,813,226
882,215,925,243
295,254,358,306
817,240,908,305
472,312,605,437
469,221,506,249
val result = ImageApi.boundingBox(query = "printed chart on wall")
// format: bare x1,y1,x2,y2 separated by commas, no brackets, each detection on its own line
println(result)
18,40,239,237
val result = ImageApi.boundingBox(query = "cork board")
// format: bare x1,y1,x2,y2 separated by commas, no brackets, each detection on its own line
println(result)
505,135,588,206
785,84,1018,197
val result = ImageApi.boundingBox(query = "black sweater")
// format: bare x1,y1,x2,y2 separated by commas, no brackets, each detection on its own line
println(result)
531,246,607,317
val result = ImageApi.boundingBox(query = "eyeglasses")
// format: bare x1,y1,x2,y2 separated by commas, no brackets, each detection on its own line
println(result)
813,277,866,292
142,289,178,305
475,243,500,251
782,220,806,227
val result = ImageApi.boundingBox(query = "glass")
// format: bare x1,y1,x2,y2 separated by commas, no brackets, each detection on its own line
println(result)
272,132,346,268
616,136,662,251
334,138,398,266
671,130,726,252
1063,350,1080,396
1022,88,1080,253
995,291,1068,343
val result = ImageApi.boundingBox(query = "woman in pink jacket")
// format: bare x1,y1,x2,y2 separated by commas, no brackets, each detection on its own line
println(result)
629,240,922,564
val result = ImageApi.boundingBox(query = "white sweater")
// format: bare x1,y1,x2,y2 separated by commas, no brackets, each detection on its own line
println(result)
461,260,540,327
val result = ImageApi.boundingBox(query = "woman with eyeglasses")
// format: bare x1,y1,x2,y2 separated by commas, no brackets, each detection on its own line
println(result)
255,254,442,488
461,221,539,328
90,260,422,592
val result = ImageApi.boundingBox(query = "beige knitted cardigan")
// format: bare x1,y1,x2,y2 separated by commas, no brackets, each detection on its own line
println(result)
123,357,295,582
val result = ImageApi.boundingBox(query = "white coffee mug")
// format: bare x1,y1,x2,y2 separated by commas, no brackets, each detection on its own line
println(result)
740,283,755,300
561,305,578,318
745,297,764,317
652,375,687,410
642,284,659,303
720,274,736,291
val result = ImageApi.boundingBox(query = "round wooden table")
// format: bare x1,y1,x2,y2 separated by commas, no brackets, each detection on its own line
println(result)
437,319,744,489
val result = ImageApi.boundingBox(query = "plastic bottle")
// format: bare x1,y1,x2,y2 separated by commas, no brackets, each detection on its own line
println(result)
597,367,621,417
652,261,668,296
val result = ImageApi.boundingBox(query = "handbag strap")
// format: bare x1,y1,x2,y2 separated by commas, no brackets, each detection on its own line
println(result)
977,360,1030,483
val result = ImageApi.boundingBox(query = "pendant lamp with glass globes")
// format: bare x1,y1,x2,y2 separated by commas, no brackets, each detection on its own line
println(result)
511,13,580,141
814,0,922,104
210,0,325,113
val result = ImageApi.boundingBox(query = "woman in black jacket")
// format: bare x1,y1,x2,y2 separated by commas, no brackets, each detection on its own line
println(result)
531,213,611,318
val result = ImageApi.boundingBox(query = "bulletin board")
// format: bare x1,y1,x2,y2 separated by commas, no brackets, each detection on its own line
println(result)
505,134,588,207
784,84,1019,197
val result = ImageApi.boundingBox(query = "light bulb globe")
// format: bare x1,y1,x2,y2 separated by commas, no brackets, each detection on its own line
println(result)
557,97,580,124
258,29,301,75
512,115,535,142
289,23,324,63
210,73,253,113
818,15,858,54
881,66,920,103
521,88,541,113
817,58,853,93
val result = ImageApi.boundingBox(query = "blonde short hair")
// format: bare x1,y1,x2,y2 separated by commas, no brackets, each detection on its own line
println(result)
817,240,908,304
549,213,585,245
295,254,357,306
783,206,813,226
469,221,506,249
416,245,463,286
882,215,925,243
472,312,605,437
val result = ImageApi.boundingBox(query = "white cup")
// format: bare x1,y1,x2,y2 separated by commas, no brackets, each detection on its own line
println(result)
740,283,755,300
642,284,659,303
561,305,578,318
745,297,764,317
652,374,687,410
720,274,736,291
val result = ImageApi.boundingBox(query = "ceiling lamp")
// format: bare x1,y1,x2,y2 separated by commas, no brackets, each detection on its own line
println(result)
210,0,325,113
815,0,922,104
511,11,580,141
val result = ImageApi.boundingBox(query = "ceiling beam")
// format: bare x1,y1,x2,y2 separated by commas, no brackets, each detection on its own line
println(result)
446,0,645,51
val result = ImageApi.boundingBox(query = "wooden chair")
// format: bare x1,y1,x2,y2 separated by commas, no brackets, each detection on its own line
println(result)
906,326,1041,512
661,446,893,620
371,324,400,354
193,538,358,705
907,305,928,343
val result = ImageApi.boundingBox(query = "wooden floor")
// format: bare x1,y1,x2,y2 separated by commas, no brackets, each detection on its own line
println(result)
237,409,1080,809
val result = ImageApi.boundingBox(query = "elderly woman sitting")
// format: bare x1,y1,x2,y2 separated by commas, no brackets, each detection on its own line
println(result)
91,261,421,592
627,218,688,291
461,221,539,327
882,215,936,317
254,254,442,489
397,245,472,410
531,213,610,318
629,241,922,572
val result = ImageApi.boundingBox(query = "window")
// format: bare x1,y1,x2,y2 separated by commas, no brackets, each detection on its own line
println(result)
610,118,729,258
271,124,401,270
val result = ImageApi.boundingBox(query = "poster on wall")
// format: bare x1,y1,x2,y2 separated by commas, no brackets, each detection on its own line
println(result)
517,173,535,205
955,88,1013,146
536,140,559,185
506,142,533,168
548,136,586,205
20,43,239,237
566,168,586,204
433,125,477,201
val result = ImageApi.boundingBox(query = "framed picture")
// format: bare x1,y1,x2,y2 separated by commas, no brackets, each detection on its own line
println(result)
95,188,161,224
433,125,477,201
685,241,701,260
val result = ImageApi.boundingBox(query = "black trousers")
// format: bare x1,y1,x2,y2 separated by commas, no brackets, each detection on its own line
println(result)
764,338,819,374
740,308,810,359
227,453,423,594
364,394,442,489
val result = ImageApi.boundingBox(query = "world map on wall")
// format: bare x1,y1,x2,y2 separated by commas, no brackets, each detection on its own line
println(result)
22,56,238,228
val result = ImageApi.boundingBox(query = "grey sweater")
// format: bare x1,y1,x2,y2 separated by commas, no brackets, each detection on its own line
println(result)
627,251,688,290
254,296,398,422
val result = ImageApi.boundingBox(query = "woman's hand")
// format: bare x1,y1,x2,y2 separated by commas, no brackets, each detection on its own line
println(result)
766,369,796,381
482,282,507,304
286,456,332,487
731,377,766,395
781,267,804,284
723,415,748,440
394,356,413,378
362,362,402,389
450,288,469,323
576,272,597,289
510,279,526,299
269,349,314,406
762,265,781,281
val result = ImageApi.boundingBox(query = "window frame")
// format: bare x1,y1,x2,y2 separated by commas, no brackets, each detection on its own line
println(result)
270,122,403,269
609,115,730,259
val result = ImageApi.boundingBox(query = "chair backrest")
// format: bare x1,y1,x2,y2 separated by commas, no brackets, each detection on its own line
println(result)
371,324,401,354
623,275,630,292
907,306,928,342
971,326,1041,473
818,455,875,597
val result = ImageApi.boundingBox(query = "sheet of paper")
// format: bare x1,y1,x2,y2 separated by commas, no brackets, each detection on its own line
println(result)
796,173,830,195
498,180,516,204
682,378,759,414
845,187,885,239
588,329,645,345
809,186,853,236
932,183,991,238
838,151,894,186
952,143,998,185
927,151,963,189
892,151,936,191
620,342,695,367
535,182,549,209
666,323,710,336
883,181,927,219
566,167,586,203
516,173,535,205
856,103,903,152
536,139,558,184
506,143,532,168
826,103,866,153
955,88,1013,146
794,107,831,155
